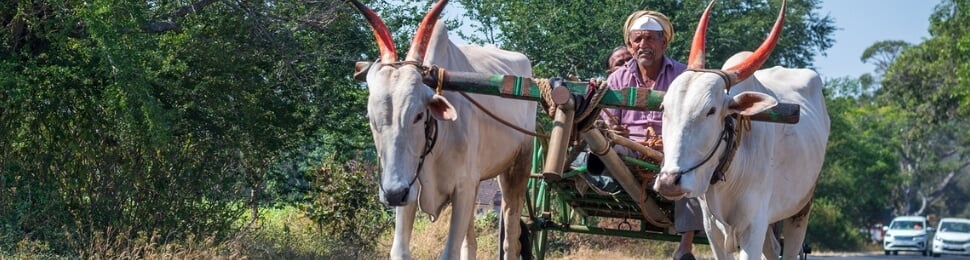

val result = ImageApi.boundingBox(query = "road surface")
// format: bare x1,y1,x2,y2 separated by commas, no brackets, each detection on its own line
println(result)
811,251,968,260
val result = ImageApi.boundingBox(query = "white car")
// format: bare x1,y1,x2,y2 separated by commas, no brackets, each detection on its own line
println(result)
884,216,933,255
931,218,970,257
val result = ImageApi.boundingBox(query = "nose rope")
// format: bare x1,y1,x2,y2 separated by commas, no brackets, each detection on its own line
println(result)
377,108,438,204
400,109,438,203
677,115,740,184
680,124,728,176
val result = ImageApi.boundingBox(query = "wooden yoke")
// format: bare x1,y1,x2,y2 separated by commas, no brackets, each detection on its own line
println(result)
420,69,800,124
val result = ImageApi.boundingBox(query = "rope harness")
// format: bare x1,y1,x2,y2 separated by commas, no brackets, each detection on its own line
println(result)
422,65,613,140
687,68,739,89
679,114,751,184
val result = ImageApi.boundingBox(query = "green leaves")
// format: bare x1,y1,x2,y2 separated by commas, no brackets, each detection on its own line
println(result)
1,0,379,252
455,0,835,79
871,0,970,218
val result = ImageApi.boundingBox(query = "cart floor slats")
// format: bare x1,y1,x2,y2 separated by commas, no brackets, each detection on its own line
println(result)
546,171,675,229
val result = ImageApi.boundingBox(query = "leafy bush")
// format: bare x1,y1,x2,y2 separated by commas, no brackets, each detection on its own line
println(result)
302,156,392,257
806,198,866,250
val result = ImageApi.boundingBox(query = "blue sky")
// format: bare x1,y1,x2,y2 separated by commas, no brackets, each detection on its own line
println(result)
814,0,939,80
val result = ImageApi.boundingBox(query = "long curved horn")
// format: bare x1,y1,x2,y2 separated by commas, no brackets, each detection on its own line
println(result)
348,0,397,62
405,0,449,62
724,0,786,84
687,0,716,70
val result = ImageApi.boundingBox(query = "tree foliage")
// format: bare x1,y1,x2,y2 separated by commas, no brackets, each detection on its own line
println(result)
454,0,835,79
0,0,377,253
861,40,912,76
814,0,970,249
872,0,970,218
820,78,899,222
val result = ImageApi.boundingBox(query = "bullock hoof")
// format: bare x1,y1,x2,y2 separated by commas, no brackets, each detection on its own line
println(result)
673,252,695,260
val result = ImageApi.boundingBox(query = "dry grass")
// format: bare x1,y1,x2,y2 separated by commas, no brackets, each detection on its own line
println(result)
375,207,715,260
3,207,345,259
543,232,714,260
4,206,721,259
376,207,501,259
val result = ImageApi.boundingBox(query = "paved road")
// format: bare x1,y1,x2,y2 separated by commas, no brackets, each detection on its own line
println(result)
810,252,969,260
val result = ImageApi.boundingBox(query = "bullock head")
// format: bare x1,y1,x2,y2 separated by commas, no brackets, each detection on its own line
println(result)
349,0,457,206
653,0,785,199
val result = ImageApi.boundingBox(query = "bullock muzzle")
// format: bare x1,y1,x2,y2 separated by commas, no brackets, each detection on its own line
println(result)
382,186,413,206
654,171,687,200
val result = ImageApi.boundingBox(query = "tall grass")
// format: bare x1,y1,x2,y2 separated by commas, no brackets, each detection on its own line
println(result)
3,204,719,259
1,206,375,259
375,207,501,259
372,207,711,259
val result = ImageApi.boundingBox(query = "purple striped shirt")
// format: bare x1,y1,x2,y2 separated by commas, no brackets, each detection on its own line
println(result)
602,56,686,142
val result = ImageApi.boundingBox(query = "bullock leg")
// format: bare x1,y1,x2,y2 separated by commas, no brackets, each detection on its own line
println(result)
762,223,781,260
442,182,477,260
497,147,531,259
703,211,733,260
781,203,812,260
737,218,769,260
391,202,418,260
462,215,477,260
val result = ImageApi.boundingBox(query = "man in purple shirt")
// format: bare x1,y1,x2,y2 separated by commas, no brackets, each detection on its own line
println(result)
602,13,686,143
602,10,702,260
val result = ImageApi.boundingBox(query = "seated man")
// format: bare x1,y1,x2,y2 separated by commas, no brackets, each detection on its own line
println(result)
587,10,704,260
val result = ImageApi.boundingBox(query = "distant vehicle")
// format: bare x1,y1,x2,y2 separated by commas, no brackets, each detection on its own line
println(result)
884,216,933,256
931,218,970,257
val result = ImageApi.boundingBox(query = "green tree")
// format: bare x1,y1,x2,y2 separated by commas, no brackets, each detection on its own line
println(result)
0,0,380,253
873,0,970,218
861,40,912,76
820,78,899,223
455,0,835,79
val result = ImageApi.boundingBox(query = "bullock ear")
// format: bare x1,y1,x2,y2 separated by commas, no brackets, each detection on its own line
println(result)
354,61,373,82
729,91,778,116
429,94,458,121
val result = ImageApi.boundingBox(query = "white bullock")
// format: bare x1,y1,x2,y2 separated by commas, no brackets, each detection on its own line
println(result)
349,0,535,259
653,1,830,260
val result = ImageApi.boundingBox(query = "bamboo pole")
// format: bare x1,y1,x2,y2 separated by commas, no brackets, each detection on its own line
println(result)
582,129,672,228
540,86,575,182
611,135,664,163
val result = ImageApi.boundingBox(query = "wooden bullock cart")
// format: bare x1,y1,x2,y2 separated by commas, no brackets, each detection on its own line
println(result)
410,66,800,259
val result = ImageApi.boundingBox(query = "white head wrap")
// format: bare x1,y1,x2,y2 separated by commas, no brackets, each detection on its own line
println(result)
629,16,663,32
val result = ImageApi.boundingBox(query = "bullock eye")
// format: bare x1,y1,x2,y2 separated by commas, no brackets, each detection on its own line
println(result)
706,107,716,116
413,112,424,124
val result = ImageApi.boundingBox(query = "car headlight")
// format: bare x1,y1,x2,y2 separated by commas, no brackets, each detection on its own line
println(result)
886,233,893,238
935,236,942,241
915,235,926,240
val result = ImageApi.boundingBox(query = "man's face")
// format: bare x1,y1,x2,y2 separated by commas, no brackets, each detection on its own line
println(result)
626,30,667,68
608,48,632,73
